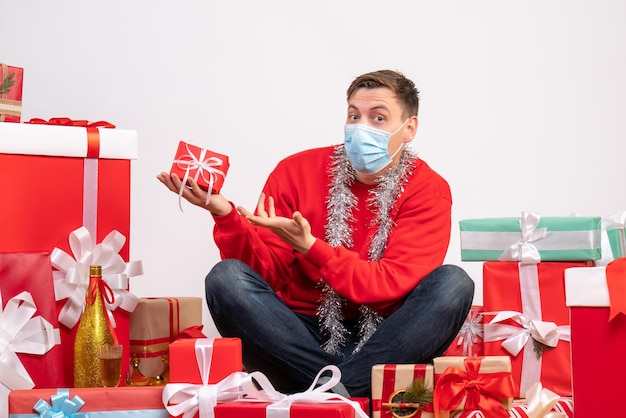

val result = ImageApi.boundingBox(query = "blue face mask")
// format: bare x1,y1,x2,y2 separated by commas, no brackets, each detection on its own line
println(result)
344,120,408,174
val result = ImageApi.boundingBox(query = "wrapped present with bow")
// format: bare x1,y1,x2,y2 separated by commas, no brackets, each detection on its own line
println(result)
0,118,139,386
459,212,601,263
215,365,370,418
0,252,63,418
433,356,515,418
444,306,484,358
169,141,230,210
482,261,590,398
163,337,247,418
0,63,23,122
9,386,169,417
129,297,204,385
565,258,626,417
371,364,434,418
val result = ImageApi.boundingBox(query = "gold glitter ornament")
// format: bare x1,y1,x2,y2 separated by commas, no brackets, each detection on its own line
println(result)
74,265,118,387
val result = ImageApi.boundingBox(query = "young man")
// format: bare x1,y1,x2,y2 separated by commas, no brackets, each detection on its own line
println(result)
157,69,474,397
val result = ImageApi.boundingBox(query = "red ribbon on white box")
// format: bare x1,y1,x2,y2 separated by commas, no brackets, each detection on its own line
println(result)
0,290,60,390
162,338,248,418
483,263,570,396
51,226,143,329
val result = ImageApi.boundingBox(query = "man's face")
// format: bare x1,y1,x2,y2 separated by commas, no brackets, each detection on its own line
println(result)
345,87,417,183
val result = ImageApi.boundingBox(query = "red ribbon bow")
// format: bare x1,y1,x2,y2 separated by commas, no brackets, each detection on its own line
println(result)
85,277,119,345
433,358,515,418
606,257,626,321
26,117,115,128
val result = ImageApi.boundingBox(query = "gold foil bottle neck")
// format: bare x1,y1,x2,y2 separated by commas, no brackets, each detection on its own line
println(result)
90,265,102,277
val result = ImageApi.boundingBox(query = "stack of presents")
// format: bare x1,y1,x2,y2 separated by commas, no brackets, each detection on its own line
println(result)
2,61,626,418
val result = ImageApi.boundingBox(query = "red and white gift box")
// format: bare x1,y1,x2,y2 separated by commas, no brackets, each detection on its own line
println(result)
482,261,588,398
445,306,484,357
9,387,168,417
565,258,626,417
0,252,63,418
0,120,139,386
371,364,434,418
0,63,23,122
163,337,245,418
214,397,371,418
170,140,229,195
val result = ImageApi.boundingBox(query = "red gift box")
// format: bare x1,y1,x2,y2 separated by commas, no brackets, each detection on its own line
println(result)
0,63,23,122
371,364,433,418
565,259,626,417
0,120,139,386
168,338,242,384
9,386,167,416
169,141,229,194
448,397,573,417
444,306,484,357
0,252,64,417
482,261,588,398
214,397,370,418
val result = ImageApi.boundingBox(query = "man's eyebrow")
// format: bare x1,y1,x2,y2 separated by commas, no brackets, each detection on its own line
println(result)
347,103,389,112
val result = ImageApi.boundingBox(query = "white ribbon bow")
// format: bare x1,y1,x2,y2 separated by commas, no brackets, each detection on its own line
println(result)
0,290,59,390
483,310,570,357
525,382,566,418
162,338,248,418
242,365,369,418
50,226,143,328
455,309,484,356
174,143,226,211
597,211,626,265
498,212,547,264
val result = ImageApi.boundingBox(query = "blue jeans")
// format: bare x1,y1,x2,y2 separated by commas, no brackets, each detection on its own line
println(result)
205,259,474,397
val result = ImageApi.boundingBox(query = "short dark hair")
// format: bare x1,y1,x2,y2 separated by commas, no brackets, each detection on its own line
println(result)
347,70,420,117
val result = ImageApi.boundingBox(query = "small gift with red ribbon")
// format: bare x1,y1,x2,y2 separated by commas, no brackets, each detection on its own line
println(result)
482,261,590,398
0,118,139,386
371,364,434,418
433,356,515,418
459,212,601,263
0,63,23,122
565,258,626,417
445,306,484,358
129,297,204,385
169,141,230,208
9,386,168,417
163,337,248,418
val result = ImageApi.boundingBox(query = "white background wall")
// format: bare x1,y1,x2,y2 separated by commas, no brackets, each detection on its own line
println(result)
3,1,625,337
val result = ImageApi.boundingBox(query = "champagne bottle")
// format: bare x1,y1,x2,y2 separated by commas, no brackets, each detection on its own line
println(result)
74,265,118,387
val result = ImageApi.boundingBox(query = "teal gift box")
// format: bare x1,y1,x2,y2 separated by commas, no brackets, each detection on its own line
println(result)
459,212,601,263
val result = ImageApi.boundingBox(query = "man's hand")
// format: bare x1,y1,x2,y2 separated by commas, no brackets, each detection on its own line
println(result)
156,172,232,216
237,193,316,254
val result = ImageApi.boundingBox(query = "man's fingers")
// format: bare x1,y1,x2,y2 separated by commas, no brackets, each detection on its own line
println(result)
267,196,276,218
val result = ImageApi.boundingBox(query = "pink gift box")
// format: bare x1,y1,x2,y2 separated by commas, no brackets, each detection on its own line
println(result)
9,387,167,417
169,141,229,194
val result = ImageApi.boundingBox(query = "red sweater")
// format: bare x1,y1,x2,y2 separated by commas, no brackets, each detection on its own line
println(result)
213,146,452,318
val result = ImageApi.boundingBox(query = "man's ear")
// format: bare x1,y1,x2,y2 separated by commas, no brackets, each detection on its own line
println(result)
404,116,418,142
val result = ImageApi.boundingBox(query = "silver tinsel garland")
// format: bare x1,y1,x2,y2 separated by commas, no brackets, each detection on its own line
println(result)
317,145,417,355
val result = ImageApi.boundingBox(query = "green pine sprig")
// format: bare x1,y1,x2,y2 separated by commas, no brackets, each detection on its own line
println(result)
0,73,15,95
533,339,555,360
403,377,433,406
